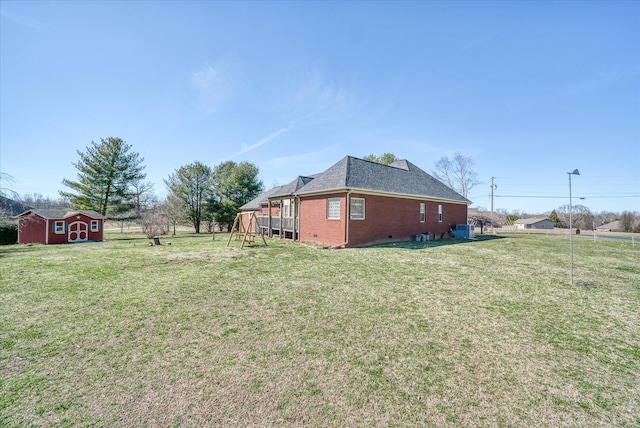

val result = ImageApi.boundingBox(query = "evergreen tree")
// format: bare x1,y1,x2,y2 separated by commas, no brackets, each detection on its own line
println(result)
548,209,561,227
60,137,146,217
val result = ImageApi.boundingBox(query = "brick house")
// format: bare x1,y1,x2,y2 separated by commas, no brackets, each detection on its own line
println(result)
241,156,470,248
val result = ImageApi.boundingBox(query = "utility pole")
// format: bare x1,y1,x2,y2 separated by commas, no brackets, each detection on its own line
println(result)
490,177,497,231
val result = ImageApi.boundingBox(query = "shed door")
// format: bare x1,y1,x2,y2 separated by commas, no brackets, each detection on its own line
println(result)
68,221,88,242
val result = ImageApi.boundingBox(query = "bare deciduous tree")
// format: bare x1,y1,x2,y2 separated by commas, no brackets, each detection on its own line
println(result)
18,193,68,210
432,153,480,198
141,204,169,239
130,179,156,218
163,195,186,236
594,211,618,226
556,204,594,230
619,211,637,233
0,172,18,199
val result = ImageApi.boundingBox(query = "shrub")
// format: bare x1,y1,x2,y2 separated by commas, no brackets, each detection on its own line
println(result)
0,220,18,245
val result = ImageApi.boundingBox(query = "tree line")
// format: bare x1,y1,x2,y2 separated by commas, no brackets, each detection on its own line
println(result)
3,142,638,234
50,137,263,236
363,152,640,232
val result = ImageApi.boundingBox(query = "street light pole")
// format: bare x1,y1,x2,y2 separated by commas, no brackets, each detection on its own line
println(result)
568,169,580,286
490,177,497,231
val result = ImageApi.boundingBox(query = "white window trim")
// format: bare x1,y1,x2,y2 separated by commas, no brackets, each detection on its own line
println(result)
54,221,65,234
420,203,426,223
438,204,443,222
350,197,365,220
90,220,99,232
327,198,341,220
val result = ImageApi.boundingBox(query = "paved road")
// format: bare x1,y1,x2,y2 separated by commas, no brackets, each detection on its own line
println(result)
580,233,637,242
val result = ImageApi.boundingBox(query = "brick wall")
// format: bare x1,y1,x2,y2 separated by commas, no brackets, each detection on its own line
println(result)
348,194,467,246
299,193,346,246
299,192,468,247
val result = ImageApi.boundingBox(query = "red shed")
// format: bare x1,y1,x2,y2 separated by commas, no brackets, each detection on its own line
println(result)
17,209,105,244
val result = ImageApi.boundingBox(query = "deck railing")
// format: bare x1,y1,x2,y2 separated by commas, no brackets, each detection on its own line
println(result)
256,216,298,232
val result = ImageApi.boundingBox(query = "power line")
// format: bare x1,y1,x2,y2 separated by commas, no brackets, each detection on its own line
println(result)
495,194,639,199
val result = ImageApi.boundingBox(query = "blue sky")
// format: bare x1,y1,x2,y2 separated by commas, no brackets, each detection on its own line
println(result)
1,1,638,214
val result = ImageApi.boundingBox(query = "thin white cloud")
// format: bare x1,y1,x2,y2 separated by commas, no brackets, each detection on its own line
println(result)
0,8,55,32
191,61,240,115
270,64,359,127
223,125,294,161
563,65,640,95
264,144,340,172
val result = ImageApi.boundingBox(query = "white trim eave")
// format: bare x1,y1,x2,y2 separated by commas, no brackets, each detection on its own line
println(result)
267,193,296,200
294,187,470,205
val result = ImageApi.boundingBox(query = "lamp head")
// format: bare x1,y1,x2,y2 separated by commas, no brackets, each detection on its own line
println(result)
568,169,580,175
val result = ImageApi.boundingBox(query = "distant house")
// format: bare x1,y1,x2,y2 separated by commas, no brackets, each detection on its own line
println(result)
596,221,620,232
240,156,470,247
17,209,105,244
514,218,554,230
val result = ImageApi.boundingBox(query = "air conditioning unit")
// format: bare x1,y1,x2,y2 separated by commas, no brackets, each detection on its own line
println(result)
450,224,475,239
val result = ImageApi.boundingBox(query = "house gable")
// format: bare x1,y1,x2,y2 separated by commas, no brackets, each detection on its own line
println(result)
296,156,470,204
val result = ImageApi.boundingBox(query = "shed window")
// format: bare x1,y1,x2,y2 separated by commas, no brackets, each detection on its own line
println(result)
438,205,443,222
420,203,426,222
327,198,340,219
350,197,365,220
54,221,65,234
90,220,100,232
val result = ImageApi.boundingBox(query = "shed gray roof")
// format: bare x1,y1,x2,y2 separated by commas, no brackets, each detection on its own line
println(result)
17,209,105,220
296,156,470,203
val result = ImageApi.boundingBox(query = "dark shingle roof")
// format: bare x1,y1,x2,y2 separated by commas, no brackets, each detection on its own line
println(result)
241,156,470,210
270,176,315,197
17,209,105,220
297,156,470,203
240,176,315,210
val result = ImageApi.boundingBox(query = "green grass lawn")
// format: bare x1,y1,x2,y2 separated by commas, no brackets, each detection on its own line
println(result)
1,232,638,427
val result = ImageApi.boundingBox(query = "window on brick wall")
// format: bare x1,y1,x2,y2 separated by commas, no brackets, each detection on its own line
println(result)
327,198,340,219
420,203,426,222
438,204,443,222
350,197,365,220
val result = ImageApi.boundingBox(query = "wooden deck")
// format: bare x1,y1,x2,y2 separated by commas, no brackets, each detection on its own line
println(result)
256,216,298,238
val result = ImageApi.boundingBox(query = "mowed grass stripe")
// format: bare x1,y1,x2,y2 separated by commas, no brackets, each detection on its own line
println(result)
0,233,638,427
